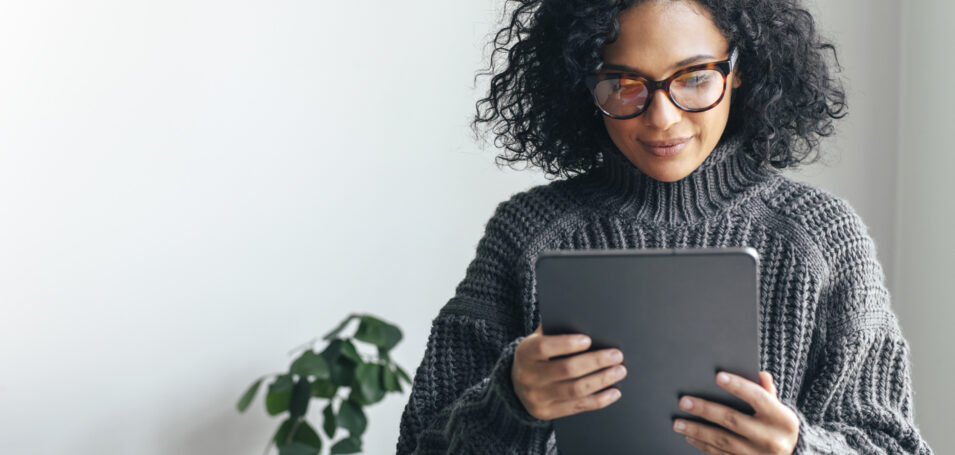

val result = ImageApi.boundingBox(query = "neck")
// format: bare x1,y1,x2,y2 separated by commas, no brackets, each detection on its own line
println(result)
575,135,775,225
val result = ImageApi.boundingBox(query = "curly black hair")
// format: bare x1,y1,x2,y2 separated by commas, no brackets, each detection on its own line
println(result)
470,0,848,179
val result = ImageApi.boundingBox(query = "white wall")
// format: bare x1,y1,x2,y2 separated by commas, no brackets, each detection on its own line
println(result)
0,1,948,454
895,2,955,454
0,1,548,453
795,0,901,292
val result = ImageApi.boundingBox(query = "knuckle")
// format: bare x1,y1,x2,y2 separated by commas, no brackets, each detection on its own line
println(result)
533,342,548,358
715,434,732,449
785,413,800,431
572,380,592,397
687,424,703,438
515,369,532,386
720,410,738,430
571,399,591,415
559,360,577,377
768,438,788,453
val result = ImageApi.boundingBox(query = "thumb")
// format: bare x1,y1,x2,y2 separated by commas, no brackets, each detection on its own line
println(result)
760,371,778,396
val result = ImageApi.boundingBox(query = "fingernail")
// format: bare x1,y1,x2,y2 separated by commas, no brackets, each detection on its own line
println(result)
609,349,623,362
577,336,591,346
717,372,731,384
673,420,686,431
679,397,693,410
609,388,621,400
614,365,626,378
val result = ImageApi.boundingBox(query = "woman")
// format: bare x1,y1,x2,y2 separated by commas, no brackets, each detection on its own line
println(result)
396,0,933,453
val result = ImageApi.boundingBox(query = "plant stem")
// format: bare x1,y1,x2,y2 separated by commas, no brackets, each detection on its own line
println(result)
285,417,303,446
288,337,319,356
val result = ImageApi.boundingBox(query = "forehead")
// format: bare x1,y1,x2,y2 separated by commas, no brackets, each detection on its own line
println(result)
600,1,729,77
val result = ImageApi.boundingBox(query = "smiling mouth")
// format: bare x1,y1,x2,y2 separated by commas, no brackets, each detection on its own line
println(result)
639,137,692,147
639,137,693,157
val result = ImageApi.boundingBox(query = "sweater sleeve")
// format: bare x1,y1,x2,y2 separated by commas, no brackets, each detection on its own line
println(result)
788,199,933,454
395,200,554,454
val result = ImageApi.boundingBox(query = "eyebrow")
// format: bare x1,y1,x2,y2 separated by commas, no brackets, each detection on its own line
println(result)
600,54,717,76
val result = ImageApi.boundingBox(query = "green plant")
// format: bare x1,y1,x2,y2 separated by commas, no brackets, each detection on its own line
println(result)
237,313,412,455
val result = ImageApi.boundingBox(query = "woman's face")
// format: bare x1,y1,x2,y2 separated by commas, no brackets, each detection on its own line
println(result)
598,0,740,182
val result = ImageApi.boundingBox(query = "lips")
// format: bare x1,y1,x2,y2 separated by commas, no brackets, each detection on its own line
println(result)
638,136,693,157
639,137,692,147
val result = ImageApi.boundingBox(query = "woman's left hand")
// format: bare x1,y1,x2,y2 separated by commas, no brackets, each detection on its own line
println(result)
672,371,800,454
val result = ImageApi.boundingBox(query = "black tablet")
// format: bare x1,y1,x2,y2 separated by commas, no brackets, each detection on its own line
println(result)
535,247,761,454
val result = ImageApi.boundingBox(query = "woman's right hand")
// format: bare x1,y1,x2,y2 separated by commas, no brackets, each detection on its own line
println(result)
511,325,627,420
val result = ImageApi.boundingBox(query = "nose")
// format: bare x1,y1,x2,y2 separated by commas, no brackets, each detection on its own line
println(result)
643,89,682,130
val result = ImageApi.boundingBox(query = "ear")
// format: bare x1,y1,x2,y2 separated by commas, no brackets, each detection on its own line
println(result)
731,71,742,89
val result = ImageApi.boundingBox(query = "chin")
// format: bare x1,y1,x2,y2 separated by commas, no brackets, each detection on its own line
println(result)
637,155,699,183
647,169,690,183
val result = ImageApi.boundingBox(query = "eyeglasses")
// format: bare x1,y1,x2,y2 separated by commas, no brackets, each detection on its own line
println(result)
584,47,739,119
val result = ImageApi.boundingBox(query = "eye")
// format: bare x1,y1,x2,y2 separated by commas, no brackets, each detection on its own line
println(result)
616,77,645,93
675,71,714,88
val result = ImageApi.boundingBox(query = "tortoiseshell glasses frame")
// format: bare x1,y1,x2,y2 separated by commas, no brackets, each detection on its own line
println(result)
584,47,739,119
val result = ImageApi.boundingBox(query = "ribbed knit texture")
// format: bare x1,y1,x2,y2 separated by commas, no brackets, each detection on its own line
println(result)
395,136,934,454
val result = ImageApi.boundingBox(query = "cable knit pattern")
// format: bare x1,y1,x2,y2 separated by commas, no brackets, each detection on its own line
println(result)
395,136,933,454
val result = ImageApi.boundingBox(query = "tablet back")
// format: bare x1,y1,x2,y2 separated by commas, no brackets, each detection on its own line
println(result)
535,247,761,454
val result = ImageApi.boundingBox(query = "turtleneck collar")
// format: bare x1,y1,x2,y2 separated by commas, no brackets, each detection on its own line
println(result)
575,135,776,225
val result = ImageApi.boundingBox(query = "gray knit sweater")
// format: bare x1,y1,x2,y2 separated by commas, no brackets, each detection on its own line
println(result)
395,136,933,454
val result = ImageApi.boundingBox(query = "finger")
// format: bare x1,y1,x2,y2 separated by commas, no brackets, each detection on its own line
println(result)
521,332,591,361
545,386,622,420
760,371,778,396
673,419,760,455
716,371,782,418
677,395,767,443
685,436,732,455
543,348,624,381
550,363,627,400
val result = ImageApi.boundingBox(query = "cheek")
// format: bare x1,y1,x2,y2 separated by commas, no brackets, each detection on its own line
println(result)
603,116,644,139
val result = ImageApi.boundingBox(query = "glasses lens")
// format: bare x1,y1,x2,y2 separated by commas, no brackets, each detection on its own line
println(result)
670,69,725,110
591,75,649,117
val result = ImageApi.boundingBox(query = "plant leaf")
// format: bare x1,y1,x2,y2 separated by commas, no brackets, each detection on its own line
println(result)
382,366,401,392
290,350,330,379
236,378,264,412
395,365,412,385
354,316,403,352
323,314,360,341
322,340,357,385
347,387,369,407
278,441,320,455
292,420,322,450
355,363,385,403
321,339,343,363
330,436,362,454
337,399,367,436
322,403,336,439
289,376,311,418
311,378,337,398
354,316,386,346
381,322,403,351
272,418,294,447
339,340,361,363
329,357,357,386
266,375,295,416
